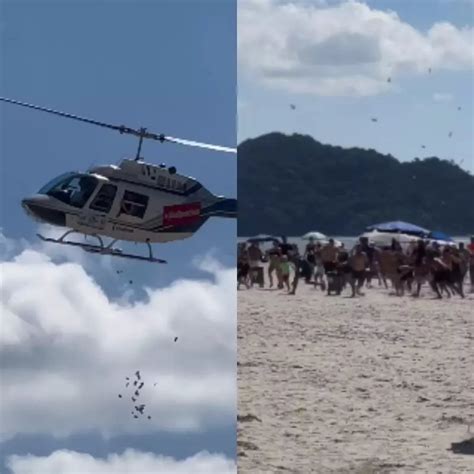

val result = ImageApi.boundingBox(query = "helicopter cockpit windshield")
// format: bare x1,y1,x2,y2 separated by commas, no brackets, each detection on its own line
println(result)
39,172,99,209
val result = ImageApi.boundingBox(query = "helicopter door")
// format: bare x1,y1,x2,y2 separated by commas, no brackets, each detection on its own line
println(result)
89,183,118,214
74,183,118,231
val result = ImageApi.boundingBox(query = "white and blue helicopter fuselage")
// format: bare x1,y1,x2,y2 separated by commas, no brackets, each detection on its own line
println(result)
21,159,236,263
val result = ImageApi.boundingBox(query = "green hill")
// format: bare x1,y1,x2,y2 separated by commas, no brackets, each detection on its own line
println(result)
237,132,474,236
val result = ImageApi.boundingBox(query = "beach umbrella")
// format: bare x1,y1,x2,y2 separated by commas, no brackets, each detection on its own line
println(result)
302,232,343,248
302,231,327,241
366,220,430,236
428,231,456,247
428,231,453,242
246,234,281,244
361,230,419,248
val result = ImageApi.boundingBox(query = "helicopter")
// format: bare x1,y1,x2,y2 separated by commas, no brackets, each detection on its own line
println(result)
1,97,237,264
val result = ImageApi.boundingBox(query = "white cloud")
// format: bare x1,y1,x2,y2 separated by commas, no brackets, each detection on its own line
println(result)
0,232,236,441
433,92,454,102
6,449,236,474
238,0,474,96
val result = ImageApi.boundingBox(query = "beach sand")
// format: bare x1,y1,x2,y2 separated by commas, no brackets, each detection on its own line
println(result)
238,270,474,473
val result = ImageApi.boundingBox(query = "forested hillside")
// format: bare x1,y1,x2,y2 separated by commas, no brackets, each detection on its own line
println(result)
238,133,474,236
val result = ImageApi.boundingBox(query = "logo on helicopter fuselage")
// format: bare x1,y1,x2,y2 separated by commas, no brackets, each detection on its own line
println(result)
163,203,201,226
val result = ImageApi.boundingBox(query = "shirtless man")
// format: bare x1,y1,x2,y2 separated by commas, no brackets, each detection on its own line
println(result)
468,236,474,293
288,246,301,295
457,242,470,287
313,242,325,290
321,239,339,273
411,240,430,297
428,251,452,299
267,241,282,288
280,255,291,292
349,245,368,297
442,247,464,298
378,246,394,289
389,246,406,296
304,237,316,283
359,237,378,288
247,242,263,288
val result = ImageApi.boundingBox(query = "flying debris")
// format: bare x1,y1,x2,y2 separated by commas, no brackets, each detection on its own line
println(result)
387,77,391,83
428,67,432,74
371,118,378,123
129,280,133,285
290,104,296,110
126,383,129,387
457,106,462,111
117,270,124,274
174,337,178,342
133,381,138,386
148,416,152,420
448,131,453,138
421,145,426,149
122,372,154,421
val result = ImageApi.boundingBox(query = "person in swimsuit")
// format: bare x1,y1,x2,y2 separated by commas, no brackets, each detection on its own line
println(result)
411,240,429,297
267,241,282,288
279,254,291,292
468,236,474,293
321,239,338,273
247,242,263,287
443,247,464,298
304,237,316,283
313,242,325,289
349,245,368,297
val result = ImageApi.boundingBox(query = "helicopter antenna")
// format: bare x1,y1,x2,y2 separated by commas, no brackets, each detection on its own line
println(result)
0,97,237,158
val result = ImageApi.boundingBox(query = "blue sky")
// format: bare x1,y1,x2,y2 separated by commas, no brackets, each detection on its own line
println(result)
238,0,474,174
1,1,236,473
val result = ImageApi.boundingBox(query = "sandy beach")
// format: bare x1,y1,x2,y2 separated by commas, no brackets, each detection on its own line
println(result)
238,269,474,473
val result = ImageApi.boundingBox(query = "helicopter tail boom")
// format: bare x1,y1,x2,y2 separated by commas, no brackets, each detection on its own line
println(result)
202,197,237,219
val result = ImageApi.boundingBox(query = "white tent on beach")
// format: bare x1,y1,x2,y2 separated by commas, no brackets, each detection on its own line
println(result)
302,231,342,247
360,229,419,249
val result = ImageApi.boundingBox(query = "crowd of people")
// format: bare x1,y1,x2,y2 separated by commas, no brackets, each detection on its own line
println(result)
237,235,474,299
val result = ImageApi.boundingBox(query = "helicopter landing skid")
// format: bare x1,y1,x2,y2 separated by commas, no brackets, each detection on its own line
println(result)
36,232,167,264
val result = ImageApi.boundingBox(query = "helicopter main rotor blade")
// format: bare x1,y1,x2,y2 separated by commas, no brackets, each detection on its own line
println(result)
0,96,237,153
0,96,139,136
163,135,236,153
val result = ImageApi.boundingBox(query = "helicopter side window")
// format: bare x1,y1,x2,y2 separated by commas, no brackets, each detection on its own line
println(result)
118,190,149,219
46,174,98,209
89,184,118,214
